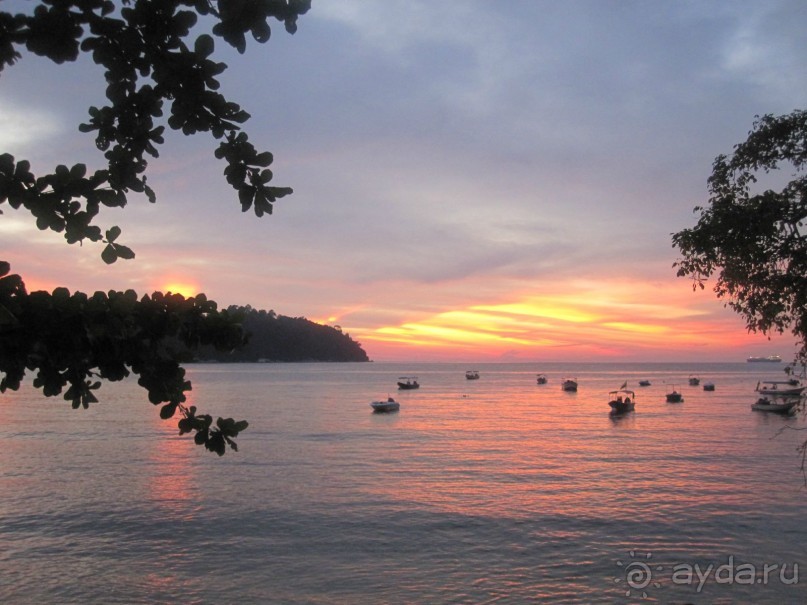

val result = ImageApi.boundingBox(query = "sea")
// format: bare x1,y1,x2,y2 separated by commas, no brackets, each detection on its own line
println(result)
1,361,806,604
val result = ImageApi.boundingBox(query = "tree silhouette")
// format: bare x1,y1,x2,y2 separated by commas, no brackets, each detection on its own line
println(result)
0,1,311,454
673,109,807,365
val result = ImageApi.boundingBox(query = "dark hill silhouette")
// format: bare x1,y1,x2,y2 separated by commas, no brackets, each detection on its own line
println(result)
193,305,369,362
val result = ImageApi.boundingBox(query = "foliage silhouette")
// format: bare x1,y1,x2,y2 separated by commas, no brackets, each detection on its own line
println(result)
673,109,807,365
0,0,309,258
0,1,312,454
0,261,251,454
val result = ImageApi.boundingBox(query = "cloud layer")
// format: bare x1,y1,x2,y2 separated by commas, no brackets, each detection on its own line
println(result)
2,1,805,361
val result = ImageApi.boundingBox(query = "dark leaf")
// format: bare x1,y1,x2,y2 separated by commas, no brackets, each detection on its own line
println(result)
101,243,117,264
105,225,121,243
114,244,135,260
195,34,214,58
160,402,178,419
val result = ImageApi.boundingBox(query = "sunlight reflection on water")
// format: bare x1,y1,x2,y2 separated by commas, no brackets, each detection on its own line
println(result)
1,362,806,603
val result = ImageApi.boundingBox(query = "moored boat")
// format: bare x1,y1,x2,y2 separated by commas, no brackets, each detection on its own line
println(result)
754,380,805,397
747,355,782,363
638,380,651,387
688,375,700,386
371,397,400,413
465,370,480,380
561,377,578,392
666,385,684,403
536,374,548,385
397,376,420,390
608,389,636,414
703,381,715,391
751,397,798,414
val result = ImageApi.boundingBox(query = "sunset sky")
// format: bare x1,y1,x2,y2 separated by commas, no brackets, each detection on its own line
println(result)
2,1,805,362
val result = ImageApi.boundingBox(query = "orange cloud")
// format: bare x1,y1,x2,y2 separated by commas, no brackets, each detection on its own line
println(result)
356,278,790,361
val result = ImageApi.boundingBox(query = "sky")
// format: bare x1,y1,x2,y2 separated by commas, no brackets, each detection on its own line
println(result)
2,0,806,362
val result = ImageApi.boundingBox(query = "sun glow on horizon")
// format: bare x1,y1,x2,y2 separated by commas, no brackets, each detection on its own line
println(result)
308,304,371,329
159,281,199,298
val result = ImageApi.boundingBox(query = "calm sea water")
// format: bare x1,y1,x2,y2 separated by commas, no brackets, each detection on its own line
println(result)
1,362,806,604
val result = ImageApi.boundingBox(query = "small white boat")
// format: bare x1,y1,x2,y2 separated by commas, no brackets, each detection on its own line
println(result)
371,397,400,412
754,380,805,397
751,397,798,414
688,375,700,386
703,382,715,391
397,376,420,390
465,370,480,380
562,377,578,392
536,374,548,385
608,389,635,414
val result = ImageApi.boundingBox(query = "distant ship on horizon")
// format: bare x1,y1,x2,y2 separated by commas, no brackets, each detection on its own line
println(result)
747,355,782,363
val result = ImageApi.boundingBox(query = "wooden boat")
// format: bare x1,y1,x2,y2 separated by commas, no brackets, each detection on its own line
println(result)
465,370,480,380
561,377,578,392
536,374,548,385
608,389,635,414
751,397,798,414
371,397,400,412
666,385,684,403
754,380,805,397
397,376,420,390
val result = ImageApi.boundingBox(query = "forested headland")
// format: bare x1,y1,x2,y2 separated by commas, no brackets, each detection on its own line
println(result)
191,305,369,363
